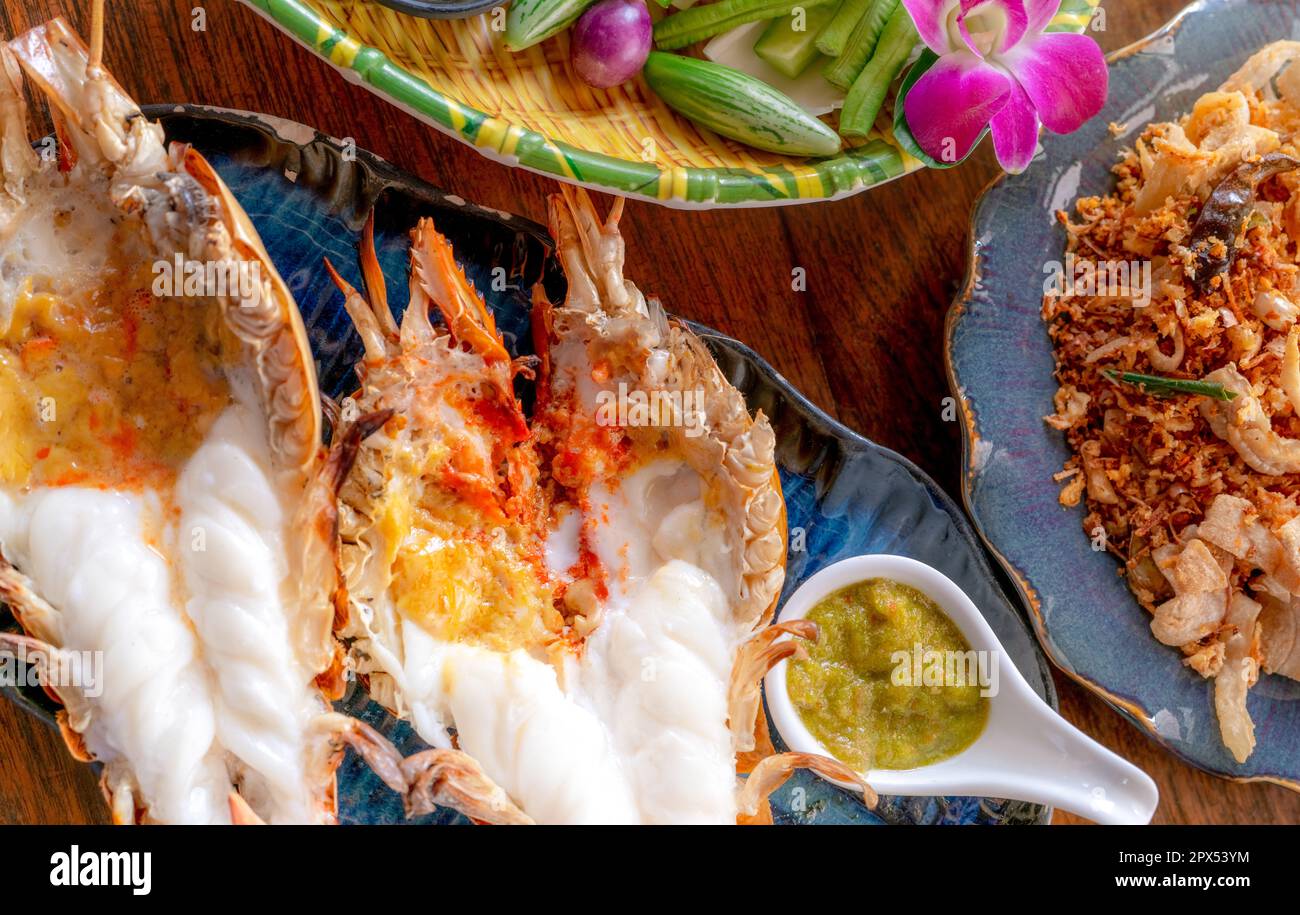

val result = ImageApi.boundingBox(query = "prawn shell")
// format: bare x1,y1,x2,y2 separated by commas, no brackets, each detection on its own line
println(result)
181,146,323,474
0,16,365,824
330,189,808,823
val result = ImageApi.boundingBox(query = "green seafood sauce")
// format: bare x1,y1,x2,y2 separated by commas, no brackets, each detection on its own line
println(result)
786,578,990,771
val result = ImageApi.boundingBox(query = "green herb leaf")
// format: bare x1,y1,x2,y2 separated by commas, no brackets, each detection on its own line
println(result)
1102,369,1238,401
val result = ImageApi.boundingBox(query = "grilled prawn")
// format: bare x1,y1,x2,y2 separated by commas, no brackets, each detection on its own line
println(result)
332,189,873,824
0,13,382,824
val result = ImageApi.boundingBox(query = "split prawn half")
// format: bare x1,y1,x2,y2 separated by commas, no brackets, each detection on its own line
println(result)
0,8,390,824
332,188,875,824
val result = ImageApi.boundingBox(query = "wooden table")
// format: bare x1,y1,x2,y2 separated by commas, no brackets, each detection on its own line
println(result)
0,0,1295,825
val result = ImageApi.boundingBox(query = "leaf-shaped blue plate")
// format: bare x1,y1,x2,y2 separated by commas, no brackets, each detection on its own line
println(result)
947,0,1300,790
1,105,1056,824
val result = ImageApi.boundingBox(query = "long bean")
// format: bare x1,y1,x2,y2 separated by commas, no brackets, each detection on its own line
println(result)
653,0,836,51
838,2,916,137
821,0,897,91
814,0,872,59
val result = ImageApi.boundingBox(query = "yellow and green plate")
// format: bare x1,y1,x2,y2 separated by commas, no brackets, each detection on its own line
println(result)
241,0,1100,207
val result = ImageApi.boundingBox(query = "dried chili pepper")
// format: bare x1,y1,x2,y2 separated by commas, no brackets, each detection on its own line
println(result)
1187,152,1300,292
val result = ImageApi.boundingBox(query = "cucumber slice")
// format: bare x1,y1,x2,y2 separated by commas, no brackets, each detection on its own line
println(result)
753,2,841,80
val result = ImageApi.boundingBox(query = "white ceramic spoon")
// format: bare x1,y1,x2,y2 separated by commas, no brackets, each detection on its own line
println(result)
765,554,1159,825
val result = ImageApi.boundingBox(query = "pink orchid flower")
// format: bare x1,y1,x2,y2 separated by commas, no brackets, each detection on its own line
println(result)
901,0,1108,173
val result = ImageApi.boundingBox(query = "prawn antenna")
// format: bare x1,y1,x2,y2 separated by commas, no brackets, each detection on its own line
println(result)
89,0,106,75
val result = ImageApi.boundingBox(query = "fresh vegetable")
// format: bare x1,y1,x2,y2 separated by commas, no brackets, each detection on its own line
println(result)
814,0,870,59
507,0,597,52
653,0,835,51
838,1,915,137
642,51,841,156
820,0,896,92
1101,370,1238,402
571,0,652,88
753,2,839,80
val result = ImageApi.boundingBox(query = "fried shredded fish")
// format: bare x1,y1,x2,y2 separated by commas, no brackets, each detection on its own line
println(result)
1044,42,1300,763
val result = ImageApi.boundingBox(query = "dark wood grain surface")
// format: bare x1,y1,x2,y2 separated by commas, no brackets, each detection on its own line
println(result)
0,0,1295,825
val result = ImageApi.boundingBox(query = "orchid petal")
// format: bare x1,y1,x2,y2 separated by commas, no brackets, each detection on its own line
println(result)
1002,31,1108,133
989,79,1040,172
903,51,1012,164
1023,0,1061,33
902,0,964,55
958,0,1028,57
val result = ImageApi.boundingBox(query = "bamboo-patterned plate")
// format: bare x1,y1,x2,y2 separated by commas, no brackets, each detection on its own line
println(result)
0,105,1058,823
239,0,1100,207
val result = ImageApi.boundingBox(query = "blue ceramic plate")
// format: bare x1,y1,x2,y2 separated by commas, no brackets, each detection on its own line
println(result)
948,0,1300,790
372,0,500,19
0,105,1056,824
